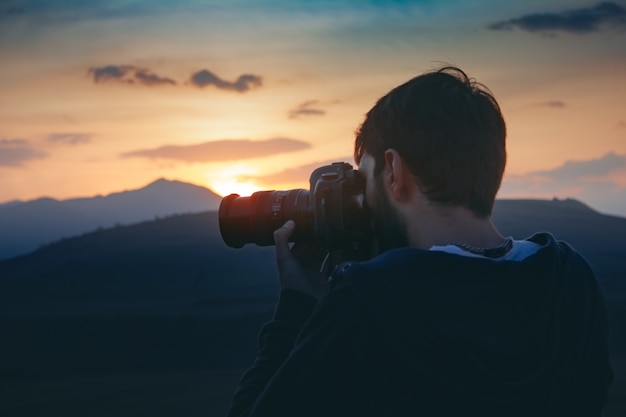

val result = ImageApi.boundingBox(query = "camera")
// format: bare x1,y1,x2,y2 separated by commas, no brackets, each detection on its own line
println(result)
219,162,370,249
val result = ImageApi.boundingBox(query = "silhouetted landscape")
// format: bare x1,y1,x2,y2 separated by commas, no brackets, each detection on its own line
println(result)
0,191,625,416
0,178,222,261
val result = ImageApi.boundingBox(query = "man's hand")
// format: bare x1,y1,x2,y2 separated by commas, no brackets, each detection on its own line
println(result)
274,220,330,300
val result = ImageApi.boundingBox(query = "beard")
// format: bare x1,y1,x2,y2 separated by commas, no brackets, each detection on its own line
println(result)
371,174,409,253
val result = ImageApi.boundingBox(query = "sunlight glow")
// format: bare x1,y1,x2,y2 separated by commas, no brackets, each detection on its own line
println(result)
210,179,263,197
205,165,264,197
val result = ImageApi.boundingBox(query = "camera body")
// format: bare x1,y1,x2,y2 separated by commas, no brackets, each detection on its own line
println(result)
219,162,370,249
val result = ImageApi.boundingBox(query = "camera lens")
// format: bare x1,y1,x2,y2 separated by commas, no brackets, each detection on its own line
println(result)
219,190,312,248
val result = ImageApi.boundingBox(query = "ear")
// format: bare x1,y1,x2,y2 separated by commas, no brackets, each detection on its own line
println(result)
383,149,412,202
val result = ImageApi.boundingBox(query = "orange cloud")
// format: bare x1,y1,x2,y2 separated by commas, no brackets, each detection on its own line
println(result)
47,133,93,145
288,100,326,119
0,139,47,167
121,138,311,163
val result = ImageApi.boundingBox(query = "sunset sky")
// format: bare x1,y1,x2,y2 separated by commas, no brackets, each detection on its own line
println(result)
1,0,625,216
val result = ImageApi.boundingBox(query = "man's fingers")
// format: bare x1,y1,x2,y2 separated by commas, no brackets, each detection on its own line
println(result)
274,220,295,261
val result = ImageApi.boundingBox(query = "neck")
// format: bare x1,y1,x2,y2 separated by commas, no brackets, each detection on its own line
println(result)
404,203,505,250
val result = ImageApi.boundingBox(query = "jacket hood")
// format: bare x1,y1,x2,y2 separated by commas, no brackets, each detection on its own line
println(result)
331,232,608,405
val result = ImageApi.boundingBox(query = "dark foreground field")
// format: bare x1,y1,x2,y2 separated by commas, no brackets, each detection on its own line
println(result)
2,359,625,417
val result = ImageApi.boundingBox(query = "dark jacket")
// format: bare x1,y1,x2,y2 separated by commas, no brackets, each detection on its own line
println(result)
227,233,613,416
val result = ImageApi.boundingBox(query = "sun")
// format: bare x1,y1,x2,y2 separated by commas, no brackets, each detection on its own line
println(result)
205,165,265,197
210,178,263,197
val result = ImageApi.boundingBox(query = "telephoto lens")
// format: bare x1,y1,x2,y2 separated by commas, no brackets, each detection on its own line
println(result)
218,189,312,248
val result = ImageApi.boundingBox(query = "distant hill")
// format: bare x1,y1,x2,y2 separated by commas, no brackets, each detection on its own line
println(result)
0,178,222,260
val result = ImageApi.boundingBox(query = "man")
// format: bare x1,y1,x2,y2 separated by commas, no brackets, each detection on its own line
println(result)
226,67,613,416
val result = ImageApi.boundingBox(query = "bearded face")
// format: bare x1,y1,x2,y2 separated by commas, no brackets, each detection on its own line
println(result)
370,172,410,253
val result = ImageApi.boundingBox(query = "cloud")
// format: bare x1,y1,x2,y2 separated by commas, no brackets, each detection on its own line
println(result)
47,133,93,145
87,65,262,92
89,65,128,82
531,152,626,182
499,152,626,216
134,68,177,86
0,138,47,167
537,100,566,108
189,69,262,92
237,158,355,186
3,7,25,16
88,65,176,86
121,138,311,163
0,1,204,25
288,100,326,119
0,138,28,146
488,2,626,34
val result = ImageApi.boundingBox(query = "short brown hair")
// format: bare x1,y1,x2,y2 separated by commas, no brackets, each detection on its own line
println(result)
354,66,506,217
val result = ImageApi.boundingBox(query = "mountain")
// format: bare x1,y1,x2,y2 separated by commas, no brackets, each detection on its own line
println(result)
0,178,223,261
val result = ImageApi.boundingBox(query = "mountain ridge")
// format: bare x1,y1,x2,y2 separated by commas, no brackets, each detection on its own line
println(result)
0,178,223,260
0,177,221,207
1,174,623,264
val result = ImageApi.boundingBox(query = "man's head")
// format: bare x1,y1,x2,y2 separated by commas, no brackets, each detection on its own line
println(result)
354,66,506,219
